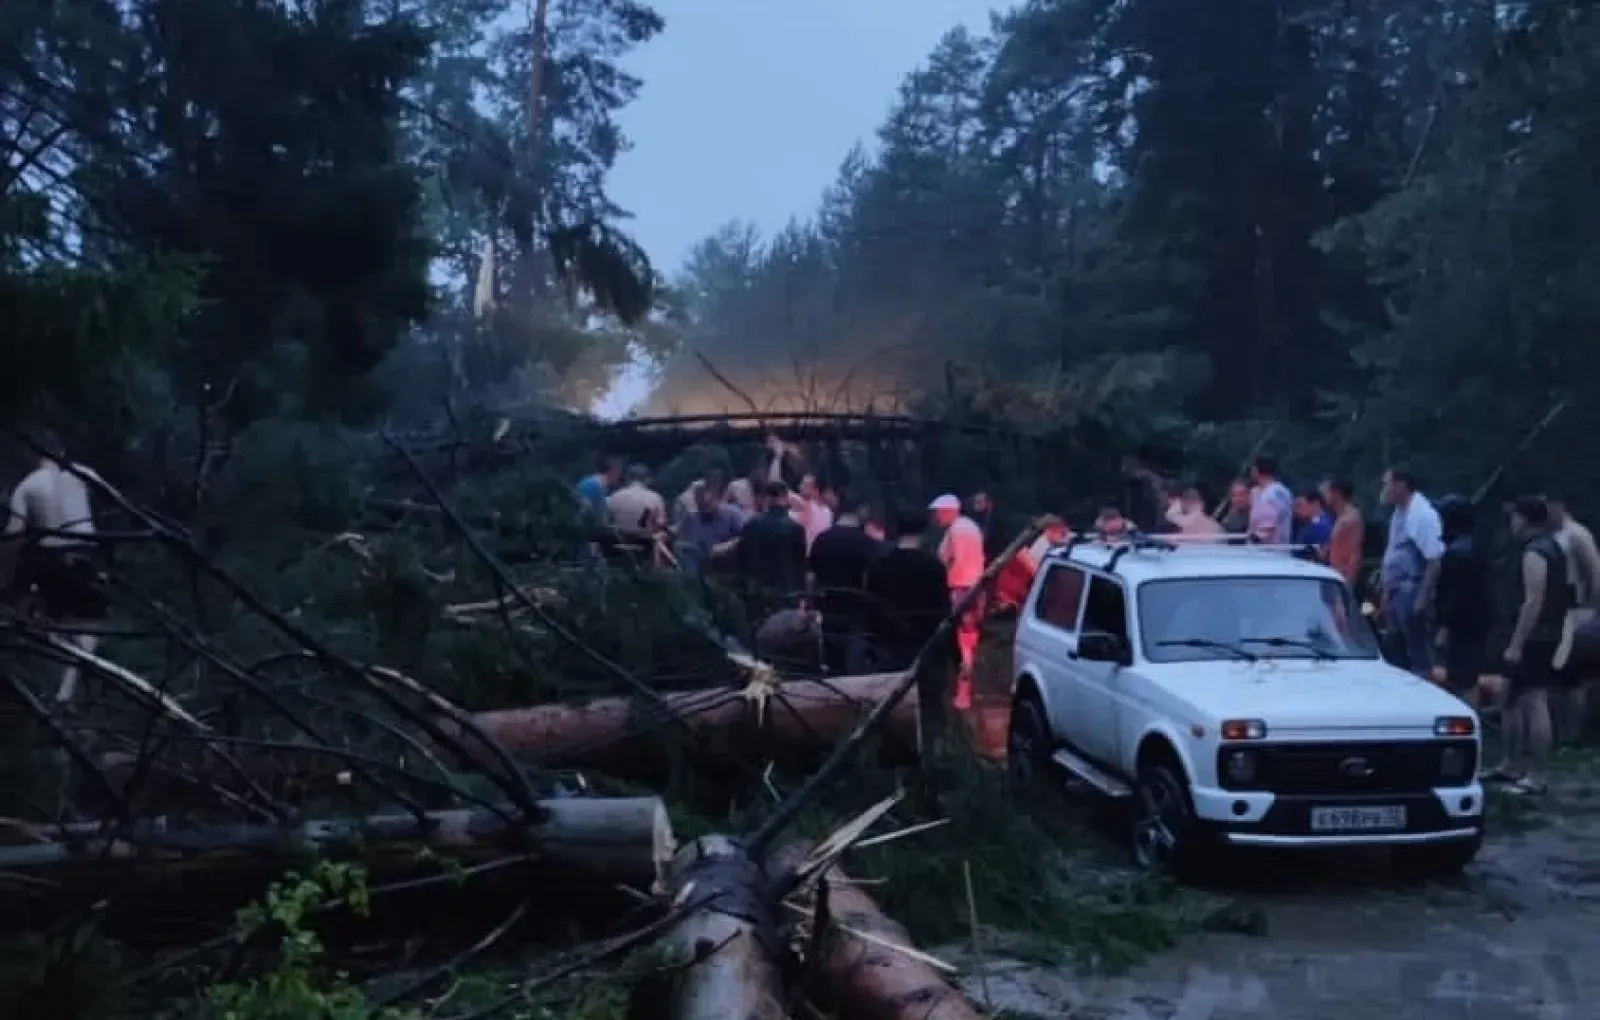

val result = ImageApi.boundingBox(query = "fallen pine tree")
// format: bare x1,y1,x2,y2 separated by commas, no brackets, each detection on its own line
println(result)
451,668,919,773
0,796,674,933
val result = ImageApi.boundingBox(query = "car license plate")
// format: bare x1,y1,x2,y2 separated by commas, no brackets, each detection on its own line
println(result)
1310,805,1406,832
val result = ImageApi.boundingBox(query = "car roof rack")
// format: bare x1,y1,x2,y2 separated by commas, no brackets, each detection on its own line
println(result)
1049,531,1322,572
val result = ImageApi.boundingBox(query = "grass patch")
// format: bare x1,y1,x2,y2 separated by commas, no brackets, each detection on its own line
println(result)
840,752,1215,973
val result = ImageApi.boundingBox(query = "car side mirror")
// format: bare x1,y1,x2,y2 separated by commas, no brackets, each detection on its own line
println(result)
1079,630,1130,665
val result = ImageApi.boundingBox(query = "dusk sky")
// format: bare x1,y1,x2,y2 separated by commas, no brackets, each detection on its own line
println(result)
607,0,997,277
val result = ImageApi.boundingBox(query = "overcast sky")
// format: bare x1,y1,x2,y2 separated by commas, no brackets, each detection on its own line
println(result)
607,0,997,277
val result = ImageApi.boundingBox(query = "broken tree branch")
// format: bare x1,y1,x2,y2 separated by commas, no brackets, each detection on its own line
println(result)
747,522,1042,864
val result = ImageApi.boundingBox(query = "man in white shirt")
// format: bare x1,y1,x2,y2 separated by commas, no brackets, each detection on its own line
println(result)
606,463,666,539
1378,465,1445,676
5,429,107,702
1248,454,1294,545
931,493,986,709
1165,484,1221,537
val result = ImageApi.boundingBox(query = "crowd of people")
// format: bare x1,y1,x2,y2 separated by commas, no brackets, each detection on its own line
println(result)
576,442,1600,795
1,423,1595,800
1115,454,1600,797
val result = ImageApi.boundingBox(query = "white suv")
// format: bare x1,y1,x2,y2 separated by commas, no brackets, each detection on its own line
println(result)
1008,535,1484,880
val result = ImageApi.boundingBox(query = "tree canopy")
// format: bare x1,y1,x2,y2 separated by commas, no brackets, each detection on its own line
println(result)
3,0,667,447
653,0,1600,504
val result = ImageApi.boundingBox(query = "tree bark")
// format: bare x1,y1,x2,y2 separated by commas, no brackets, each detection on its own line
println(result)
455,670,919,769
780,849,980,1020
0,796,674,892
655,834,790,1020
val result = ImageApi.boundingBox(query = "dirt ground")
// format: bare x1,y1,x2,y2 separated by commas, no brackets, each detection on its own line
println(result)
944,626,1600,1019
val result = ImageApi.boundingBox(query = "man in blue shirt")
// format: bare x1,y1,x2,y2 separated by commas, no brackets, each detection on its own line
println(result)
1292,488,1334,552
574,455,622,518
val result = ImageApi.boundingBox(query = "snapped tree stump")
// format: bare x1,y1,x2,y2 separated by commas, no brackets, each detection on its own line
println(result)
656,834,790,1020
778,848,980,1020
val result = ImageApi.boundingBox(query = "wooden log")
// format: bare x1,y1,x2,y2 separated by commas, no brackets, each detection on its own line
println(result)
656,834,789,1020
782,851,980,1020
0,796,674,892
456,670,919,769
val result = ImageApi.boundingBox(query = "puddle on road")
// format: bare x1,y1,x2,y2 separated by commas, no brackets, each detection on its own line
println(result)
937,744,1600,1017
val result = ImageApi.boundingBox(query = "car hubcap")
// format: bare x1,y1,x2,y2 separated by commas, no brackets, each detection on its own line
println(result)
1133,779,1178,869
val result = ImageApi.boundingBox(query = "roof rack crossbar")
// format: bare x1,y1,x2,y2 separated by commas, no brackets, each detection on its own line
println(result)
1043,533,1323,568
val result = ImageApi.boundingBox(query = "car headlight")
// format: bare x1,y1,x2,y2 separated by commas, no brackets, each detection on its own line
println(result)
1439,745,1470,782
1224,749,1258,785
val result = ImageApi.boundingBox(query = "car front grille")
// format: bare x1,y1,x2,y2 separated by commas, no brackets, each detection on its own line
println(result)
1218,740,1477,794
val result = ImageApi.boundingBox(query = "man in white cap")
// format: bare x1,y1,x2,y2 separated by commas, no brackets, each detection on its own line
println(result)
930,493,986,709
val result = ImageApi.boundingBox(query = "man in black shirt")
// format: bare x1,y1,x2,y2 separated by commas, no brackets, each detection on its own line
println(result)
1434,495,1491,705
864,511,951,670
1488,496,1569,795
735,480,808,597
809,499,884,673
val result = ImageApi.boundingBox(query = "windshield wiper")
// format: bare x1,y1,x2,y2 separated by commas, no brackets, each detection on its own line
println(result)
1155,638,1257,662
1239,636,1337,661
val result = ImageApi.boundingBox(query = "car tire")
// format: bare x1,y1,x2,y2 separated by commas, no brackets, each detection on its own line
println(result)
1392,834,1482,882
1006,690,1052,793
1129,761,1208,879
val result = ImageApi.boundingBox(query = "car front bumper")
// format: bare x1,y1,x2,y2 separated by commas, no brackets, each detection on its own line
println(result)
1191,784,1484,848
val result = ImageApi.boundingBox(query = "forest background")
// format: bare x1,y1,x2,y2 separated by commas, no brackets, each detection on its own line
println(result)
5,3,1600,1016
8,0,1599,511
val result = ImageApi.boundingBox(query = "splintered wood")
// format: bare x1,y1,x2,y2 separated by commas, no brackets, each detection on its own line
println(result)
780,850,981,1020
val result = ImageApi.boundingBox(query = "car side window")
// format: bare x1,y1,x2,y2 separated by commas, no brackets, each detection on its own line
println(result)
1034,564,1087,631
1080,574,1129,641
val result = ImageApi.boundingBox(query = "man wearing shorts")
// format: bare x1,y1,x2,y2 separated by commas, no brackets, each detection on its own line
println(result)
6,429,108,703
1487,497,1568,795
1548,495,1600,742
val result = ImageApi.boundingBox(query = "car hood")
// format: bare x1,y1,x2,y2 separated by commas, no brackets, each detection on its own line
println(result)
1141,658,1467,734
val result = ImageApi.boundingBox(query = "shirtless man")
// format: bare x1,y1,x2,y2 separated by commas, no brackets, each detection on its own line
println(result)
5,429,107,702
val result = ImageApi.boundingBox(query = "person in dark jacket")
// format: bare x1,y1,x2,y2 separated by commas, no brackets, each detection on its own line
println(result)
864,511,950,670
1121,454,1166,534
809,500,884,673
735,480,807,597
1434,495,1491,705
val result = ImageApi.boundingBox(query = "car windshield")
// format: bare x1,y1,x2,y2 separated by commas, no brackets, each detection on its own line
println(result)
1138,576,1380,663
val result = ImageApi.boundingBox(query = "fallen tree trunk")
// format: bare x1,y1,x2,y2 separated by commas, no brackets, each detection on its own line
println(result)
780,849,980,1020
654,834,790,1020
0,796,674,891
454,670,918,770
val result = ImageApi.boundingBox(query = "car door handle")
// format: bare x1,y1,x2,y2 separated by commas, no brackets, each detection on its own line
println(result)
1066,650,1079,660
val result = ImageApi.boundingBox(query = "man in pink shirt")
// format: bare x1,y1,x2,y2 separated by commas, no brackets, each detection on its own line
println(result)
931,493,986,709
789,473,834,553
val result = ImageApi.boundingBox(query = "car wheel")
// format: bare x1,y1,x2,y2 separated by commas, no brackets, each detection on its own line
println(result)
1129,762,1203,877
1006,690,1052,792
1392,834,1482,882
